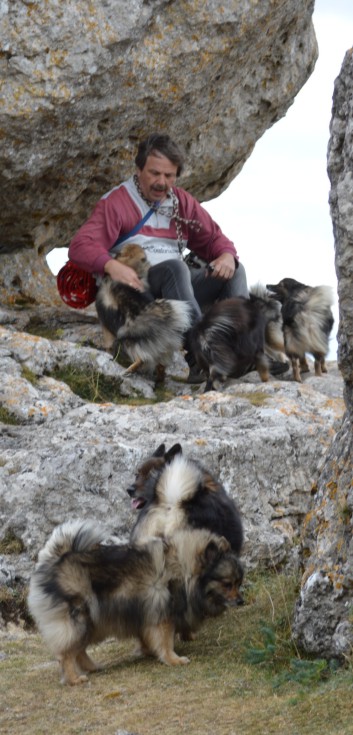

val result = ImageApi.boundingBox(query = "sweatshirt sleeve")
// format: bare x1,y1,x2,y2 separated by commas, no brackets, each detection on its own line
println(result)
68,186,139,275
176,188,239,264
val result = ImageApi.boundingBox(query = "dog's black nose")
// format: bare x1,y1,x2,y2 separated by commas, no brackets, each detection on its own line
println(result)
126,486,136,497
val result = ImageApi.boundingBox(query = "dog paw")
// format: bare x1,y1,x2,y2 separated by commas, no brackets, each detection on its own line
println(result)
75,674,89,685
63,674,89,686
168,654,190,665
176,655,190,665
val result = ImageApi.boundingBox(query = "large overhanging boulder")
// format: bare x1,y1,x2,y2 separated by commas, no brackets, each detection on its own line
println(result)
0,0,317,304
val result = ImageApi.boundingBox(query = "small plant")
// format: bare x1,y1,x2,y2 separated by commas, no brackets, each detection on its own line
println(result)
112,341,131,368
50,365,122,402
0,406,22,425
21,365,39,385
245,622,278,664
49,365,176,406
26,317,64,340
0,582,33,629
0,529,25,555
244,607,339,689
273,657,337,688
340,502,352,524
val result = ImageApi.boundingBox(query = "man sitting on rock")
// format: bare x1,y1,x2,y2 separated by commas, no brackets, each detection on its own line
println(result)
68,132,286,382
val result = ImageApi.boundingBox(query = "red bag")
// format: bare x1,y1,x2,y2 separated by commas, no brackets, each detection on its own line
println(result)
57,261,97,309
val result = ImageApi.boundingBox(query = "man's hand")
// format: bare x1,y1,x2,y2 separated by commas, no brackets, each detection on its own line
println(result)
207,252,237,280
104,259,144,290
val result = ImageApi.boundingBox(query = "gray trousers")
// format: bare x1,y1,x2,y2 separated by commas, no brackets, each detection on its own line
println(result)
147,258,249,325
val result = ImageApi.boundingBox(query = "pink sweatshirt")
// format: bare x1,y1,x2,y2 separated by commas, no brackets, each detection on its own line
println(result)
68,176,238,275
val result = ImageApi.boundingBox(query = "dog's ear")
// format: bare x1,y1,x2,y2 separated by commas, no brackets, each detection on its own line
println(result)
217,535,231,553
202,470,223,494
164,444,182,464
203,540,220,566
204,537,230,565
153,444,166,458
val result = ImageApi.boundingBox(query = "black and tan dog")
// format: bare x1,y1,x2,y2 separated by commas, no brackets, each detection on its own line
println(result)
187,296,270,391
127,443,244,640
28,520,243,684
266,277,334,382
95,243,191,381
128,443,243,555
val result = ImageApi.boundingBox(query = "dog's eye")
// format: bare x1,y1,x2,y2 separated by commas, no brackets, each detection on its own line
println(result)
222,581,233,591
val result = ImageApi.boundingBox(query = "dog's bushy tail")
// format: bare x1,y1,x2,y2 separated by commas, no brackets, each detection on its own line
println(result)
157,455,202,506
117,299,192,362
36,519,107,565
250,282,273,303
306,285,334,312
299,285,334,352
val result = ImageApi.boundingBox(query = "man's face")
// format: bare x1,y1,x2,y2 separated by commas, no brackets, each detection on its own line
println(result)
136,152,178,202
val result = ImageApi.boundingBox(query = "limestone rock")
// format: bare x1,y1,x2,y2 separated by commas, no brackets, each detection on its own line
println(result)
327,48,353,411
293,49,353,659
0,314,344,587
0,0,317,303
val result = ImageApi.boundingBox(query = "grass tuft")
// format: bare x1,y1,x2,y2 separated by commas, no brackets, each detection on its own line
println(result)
0,529,25,555
0,405,22,425
0,581,32,629
50,365,177,405
21,365,39,385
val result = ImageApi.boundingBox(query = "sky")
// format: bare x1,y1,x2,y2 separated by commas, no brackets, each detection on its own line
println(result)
47,0,353,360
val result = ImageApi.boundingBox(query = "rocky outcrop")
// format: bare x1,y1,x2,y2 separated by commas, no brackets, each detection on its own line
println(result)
328,50,353,413
4,4,353,661
293,49,353,660
0,0,317,303
0,309,344,597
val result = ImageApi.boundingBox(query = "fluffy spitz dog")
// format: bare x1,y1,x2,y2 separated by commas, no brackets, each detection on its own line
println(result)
187,296,270,391
95,243,191,381
266,278,334,382
128,443,243,555
249,283,288,363
28,520,243,684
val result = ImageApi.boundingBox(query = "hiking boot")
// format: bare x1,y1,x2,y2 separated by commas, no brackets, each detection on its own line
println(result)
186,365,207,384
268,359,290,376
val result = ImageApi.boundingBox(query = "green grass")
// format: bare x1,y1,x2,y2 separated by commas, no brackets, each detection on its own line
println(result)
49,365,178,405
25,316,65,341
21,365,39,385
0,405,22,425
0,530,25,555
1,570,352,735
